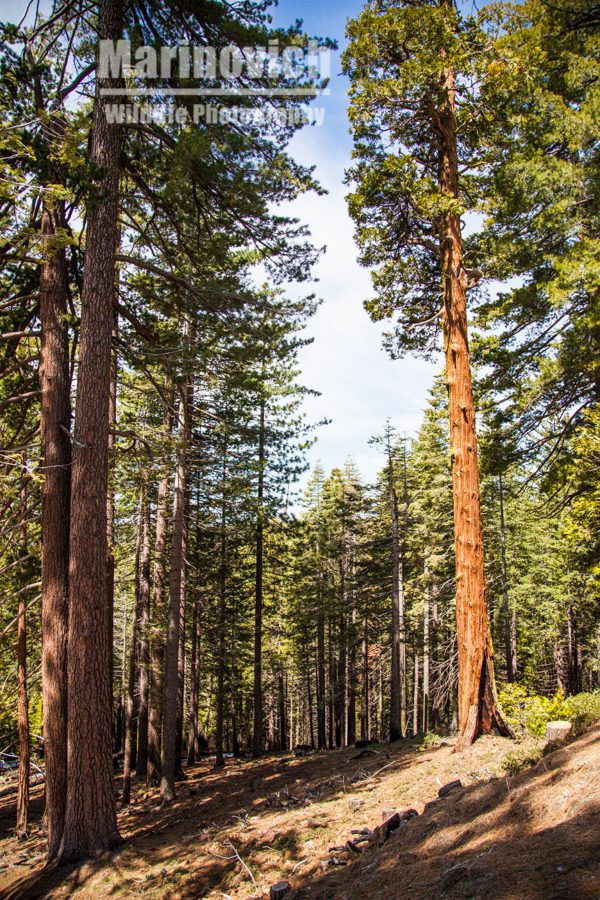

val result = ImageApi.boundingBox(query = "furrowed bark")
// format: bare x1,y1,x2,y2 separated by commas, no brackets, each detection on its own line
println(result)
59,0,123,860
39,201,71,859
437,54,512,750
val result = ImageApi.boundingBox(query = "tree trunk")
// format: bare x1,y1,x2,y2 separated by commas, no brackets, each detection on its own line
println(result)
106,299,118,753
389,442,406,741
215,447,228,768
39,200,71,858
437,57,512,751
347,607,357,746
423,570,430,734
122,495,145,806
160,382,191,802
16,476,30,837
252,390,266,757
499,474,517,682
361,616,370,741
59,0,123,861
147,386,174,785
278,672,287,751
136,496,151,777
316,576,326,750
186,598,201,764
412,652,419,737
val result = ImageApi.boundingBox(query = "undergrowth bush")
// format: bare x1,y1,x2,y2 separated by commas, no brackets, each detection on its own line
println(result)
501,744,543,776
498,685,600,738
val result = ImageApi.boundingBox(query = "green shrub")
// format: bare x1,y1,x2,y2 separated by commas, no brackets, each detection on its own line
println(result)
501,744,543,776
498,686,600,738
420,731,443,750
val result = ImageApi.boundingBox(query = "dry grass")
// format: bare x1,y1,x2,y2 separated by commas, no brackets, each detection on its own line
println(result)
0,726,598,898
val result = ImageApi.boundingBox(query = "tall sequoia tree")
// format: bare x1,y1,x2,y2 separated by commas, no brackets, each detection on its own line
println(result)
344,0,513,747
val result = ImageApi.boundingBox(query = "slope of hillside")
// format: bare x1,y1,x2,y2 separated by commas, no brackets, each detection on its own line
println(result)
0,726,598,898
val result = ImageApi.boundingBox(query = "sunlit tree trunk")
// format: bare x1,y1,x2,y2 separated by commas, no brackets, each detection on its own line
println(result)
437,52,512,750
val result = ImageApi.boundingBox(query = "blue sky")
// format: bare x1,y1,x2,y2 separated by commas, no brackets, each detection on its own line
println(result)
269,0,441,485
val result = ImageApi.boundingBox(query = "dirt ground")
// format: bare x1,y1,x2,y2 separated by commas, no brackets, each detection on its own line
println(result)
0,726,598,899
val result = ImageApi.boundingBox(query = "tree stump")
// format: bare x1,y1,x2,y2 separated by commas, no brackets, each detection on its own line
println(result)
270,881,291,899
545,721,571,744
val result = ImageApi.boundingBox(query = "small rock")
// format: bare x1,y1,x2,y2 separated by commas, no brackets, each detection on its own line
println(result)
303,817,326,828
348,797,364,811
381,808,398,820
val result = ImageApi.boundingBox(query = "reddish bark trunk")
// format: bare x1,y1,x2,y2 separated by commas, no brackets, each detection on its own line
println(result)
437,59,512,751
39,202,71,858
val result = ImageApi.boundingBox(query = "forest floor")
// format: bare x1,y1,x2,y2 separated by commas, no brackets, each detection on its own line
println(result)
0,725,599,899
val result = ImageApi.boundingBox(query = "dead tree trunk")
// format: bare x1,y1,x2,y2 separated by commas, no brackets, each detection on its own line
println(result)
58,0,123,861
437,56,512,750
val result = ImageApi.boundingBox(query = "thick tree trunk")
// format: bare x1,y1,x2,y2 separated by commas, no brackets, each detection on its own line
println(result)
160,382,191,802
252,391,266,757
438,60,512,751
136,497,151,776
39,202,71,858
147,386,174,784
59,0,123,861
106,299,118,753
32,62,71,860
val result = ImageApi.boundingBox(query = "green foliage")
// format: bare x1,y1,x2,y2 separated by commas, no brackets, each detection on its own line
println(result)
498,685,600,737
501,743,543,776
